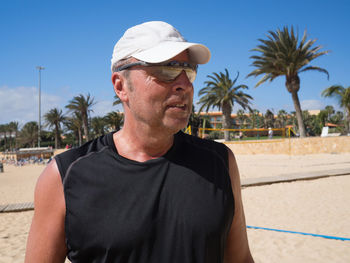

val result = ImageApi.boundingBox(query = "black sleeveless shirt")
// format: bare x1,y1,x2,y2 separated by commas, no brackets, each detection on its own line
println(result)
55,131,234,263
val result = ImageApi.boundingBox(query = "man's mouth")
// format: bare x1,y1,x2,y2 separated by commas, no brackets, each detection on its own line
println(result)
168,104,186,110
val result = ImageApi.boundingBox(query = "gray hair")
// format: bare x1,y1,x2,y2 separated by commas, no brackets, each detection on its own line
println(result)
111,57,134,74
112,57,134,91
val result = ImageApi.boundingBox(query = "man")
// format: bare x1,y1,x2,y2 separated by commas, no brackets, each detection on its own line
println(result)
25,21,254,263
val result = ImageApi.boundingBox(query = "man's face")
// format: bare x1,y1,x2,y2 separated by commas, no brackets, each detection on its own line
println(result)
125,51,194,133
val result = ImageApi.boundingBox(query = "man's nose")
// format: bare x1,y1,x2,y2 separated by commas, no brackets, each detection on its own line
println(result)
172,70,193,92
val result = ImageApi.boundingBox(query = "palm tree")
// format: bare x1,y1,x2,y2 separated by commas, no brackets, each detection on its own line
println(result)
0,123,15,150
66,94,95,142
331,111,344,126
247,26,329,137
104,111,124,131
188,105,201,136
44,108,65,149
289,111,298,132
197,114,212,137
236,109,248,129
8,121,19,149
91,116,107,138
318,109,328,125
322,85,350,133
198,69,253,141
324,105,335,123
20,121,38,147
276,109,288,128
302,110,313,127
248,109,263,129
64,112,83,146
113,95,122,106
0,124,9,150
264,109,275,128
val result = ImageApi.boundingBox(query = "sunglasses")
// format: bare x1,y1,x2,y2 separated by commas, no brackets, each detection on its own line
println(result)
115,60,198,83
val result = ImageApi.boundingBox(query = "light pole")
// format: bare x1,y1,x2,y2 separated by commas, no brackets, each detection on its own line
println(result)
36,66,45,148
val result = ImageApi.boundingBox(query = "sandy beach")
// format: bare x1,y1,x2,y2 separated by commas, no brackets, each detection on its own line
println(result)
236,153,350,179
1,153,350,262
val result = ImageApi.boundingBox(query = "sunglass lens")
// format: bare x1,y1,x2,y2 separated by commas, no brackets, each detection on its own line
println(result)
184,69,196,83
150,67,196,83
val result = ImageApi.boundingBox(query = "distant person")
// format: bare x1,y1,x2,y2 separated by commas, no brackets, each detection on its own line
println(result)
268,127,273,139
25,21,254,263
235,131,244,140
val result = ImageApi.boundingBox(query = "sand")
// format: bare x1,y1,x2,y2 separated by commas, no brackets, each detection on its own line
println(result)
0,153,350,262
236,153,350,178
243,175,350,263
0,211,32,263
0,164,45,205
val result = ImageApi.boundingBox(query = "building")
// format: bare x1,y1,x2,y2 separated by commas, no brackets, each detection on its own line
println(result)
199,112,227,129
199,111,261,129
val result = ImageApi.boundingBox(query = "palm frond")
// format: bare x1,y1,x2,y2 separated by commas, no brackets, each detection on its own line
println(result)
113,95,122,106
299,66,329,80
247,26,330,87
198,69,253,118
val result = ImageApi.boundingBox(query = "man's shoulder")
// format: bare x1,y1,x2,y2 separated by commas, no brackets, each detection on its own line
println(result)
54,133,113,180
57,133,112,159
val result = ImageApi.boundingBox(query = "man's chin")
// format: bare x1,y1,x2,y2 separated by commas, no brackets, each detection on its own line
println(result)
163,118,189,133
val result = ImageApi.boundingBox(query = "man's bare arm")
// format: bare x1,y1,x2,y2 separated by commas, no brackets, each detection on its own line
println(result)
224,148,254,263
25,159,67,263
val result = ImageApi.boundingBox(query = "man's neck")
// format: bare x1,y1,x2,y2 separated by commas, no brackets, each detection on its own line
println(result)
113,124,176,163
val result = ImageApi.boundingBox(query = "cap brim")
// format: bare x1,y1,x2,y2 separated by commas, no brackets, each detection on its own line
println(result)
132,41,211,64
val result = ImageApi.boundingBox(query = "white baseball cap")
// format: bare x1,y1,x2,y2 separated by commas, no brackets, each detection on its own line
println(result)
111,21,211,71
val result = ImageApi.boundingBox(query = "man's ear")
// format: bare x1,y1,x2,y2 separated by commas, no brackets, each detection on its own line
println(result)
111,72,128,103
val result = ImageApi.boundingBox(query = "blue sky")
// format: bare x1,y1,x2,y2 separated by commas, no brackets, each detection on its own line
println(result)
1,0,349,125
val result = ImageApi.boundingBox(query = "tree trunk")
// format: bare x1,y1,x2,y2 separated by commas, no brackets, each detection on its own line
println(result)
251,115,255,129
286,75,306,137
54,123,59,149
15,131,17,149
78,128,82,146
56,124,62,149
55,134,58,149
4,135,7,151
58,132,62,149
290,90,306,137
222,103,232,141
346,108,350,134
83,115,89,142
